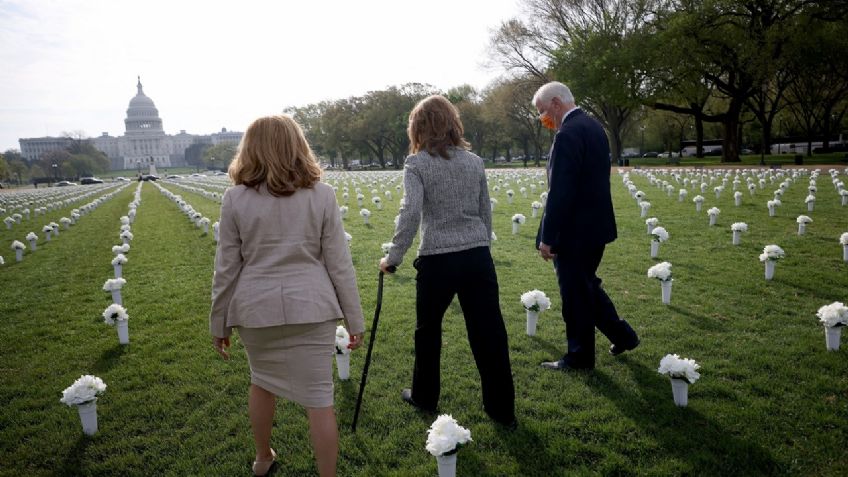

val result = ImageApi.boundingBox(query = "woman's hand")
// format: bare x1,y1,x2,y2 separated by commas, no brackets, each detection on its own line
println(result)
212,336,230,360
379,257,395,274
348,333,364,350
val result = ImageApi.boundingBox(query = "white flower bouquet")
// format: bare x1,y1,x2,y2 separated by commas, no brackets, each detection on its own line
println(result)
360,208,371,224
60,375,107,407
658,354,700,384
344,231,352,245
520,289,551,313
381,242,394,256
693,195,704,212
102,303,128,325
372,196,383,210
707,207,720,226
759,245,785,262
511,214,526,234
796,215,812,235
530,201,542,217
639,201,651,218
647,261,672,281
61,374,107,435
646,217,658,235
759,244,785,280
103,278,126,291
426,414,472,457
650,226,669,243
490,197,498,211
731,222,748,245
112,244,130,255
335,325,351,354
25,232,38,249
817,302,848,328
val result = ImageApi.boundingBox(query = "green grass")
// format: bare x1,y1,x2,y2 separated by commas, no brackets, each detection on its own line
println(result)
1,167,847,476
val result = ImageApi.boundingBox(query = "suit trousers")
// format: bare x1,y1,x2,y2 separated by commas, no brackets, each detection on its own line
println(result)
553,243,638,367
411,246,515,421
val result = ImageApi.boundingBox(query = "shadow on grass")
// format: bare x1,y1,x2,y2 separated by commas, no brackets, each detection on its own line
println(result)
54,435,92,477
527,335,563,357
770,277,843,302
90,345,125,373
591,358,777,474
667,305,727,332
493,421,555,476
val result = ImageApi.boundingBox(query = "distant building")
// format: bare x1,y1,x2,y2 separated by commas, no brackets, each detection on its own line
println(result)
19,77,243,170
19,136,73,161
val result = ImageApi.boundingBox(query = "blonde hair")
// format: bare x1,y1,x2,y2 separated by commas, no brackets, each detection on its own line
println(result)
228,115,322,197
407,95,470,159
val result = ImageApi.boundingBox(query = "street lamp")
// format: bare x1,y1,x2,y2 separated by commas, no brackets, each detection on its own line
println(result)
51,163,58,182
640,125,646,155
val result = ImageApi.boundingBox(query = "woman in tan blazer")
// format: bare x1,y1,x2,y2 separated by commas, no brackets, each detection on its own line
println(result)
210,115,364,477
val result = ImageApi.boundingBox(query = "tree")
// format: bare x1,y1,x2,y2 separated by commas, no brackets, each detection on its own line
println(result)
202,143,238,170
7,158,28,185
649,0,833,162
0,156,10,181
490,0,656,162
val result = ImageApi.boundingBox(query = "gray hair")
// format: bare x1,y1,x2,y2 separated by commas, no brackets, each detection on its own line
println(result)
532,82,574,107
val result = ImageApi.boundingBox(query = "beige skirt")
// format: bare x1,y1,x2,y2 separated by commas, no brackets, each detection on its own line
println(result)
237,321,336,408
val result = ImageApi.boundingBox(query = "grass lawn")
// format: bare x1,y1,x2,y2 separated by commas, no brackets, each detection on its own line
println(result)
1,167,846,476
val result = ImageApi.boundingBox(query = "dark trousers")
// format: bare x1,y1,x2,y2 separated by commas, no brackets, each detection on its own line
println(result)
553,244,638,367
411,246,515,421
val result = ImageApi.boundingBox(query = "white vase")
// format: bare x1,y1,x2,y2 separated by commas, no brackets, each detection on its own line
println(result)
647,224,654,235
29,240,36,251
526,310,539,336
15,249,23,262
807,202,814,212
670,378,688,407
436,453,457,477
45,233,51,242
114,264,122,278
798,223,806,235
512,223,519,235
4,222,10,230
708,215,716,226
842,195,847,206
768,206,775,217
202,223,209,234
77,401,98,435
213,229,220,242
695,203,702,212
732,230,741,245
735,197,742,206
640,208,648,218
531,208,538,218
825,326,841,351
650,240,659,258
661,280,672,304
116,320,129,344
765,260,775,280
507,196,513,204
335,353,350,380
362,216,369,225
843,245,848,263
111,289,123,305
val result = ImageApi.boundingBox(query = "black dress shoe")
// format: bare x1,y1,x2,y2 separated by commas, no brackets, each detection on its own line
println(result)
401,388,436,412
540,359,593,371
609,339,640,356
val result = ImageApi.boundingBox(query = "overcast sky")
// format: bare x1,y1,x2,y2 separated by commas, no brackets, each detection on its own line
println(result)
0,0,521,152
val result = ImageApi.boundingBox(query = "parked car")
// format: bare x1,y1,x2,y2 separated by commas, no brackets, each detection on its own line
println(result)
657,152,680,158
141,174,160,181
114,177,130,182
80,177,104,184
56,181,77,187
642,152,659,158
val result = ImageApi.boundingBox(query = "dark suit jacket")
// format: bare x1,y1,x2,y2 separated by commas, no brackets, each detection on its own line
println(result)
537,108,617,251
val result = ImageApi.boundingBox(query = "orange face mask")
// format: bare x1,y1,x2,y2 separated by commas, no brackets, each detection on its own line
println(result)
540,113,557,130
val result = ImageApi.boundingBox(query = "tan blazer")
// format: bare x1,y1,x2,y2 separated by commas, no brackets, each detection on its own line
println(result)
209,182,364,338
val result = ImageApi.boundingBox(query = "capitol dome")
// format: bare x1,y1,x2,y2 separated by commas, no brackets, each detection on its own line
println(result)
125,76,163,134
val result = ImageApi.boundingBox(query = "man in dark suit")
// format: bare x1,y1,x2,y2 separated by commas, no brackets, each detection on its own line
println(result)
533,81,639,371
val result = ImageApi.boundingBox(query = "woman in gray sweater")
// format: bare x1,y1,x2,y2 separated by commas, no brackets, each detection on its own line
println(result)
379,95,516,428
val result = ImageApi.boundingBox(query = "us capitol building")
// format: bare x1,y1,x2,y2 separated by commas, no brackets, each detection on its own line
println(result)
19,77,242,170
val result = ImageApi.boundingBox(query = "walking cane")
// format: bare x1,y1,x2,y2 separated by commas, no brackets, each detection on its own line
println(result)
351,267,394,432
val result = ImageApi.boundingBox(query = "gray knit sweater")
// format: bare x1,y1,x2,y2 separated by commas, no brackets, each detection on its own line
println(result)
386,148,492,267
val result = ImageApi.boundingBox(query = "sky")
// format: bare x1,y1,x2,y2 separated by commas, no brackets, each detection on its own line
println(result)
0,0,522,152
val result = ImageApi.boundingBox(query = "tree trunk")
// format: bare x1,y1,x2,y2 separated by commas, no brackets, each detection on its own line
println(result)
695,115,705,158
